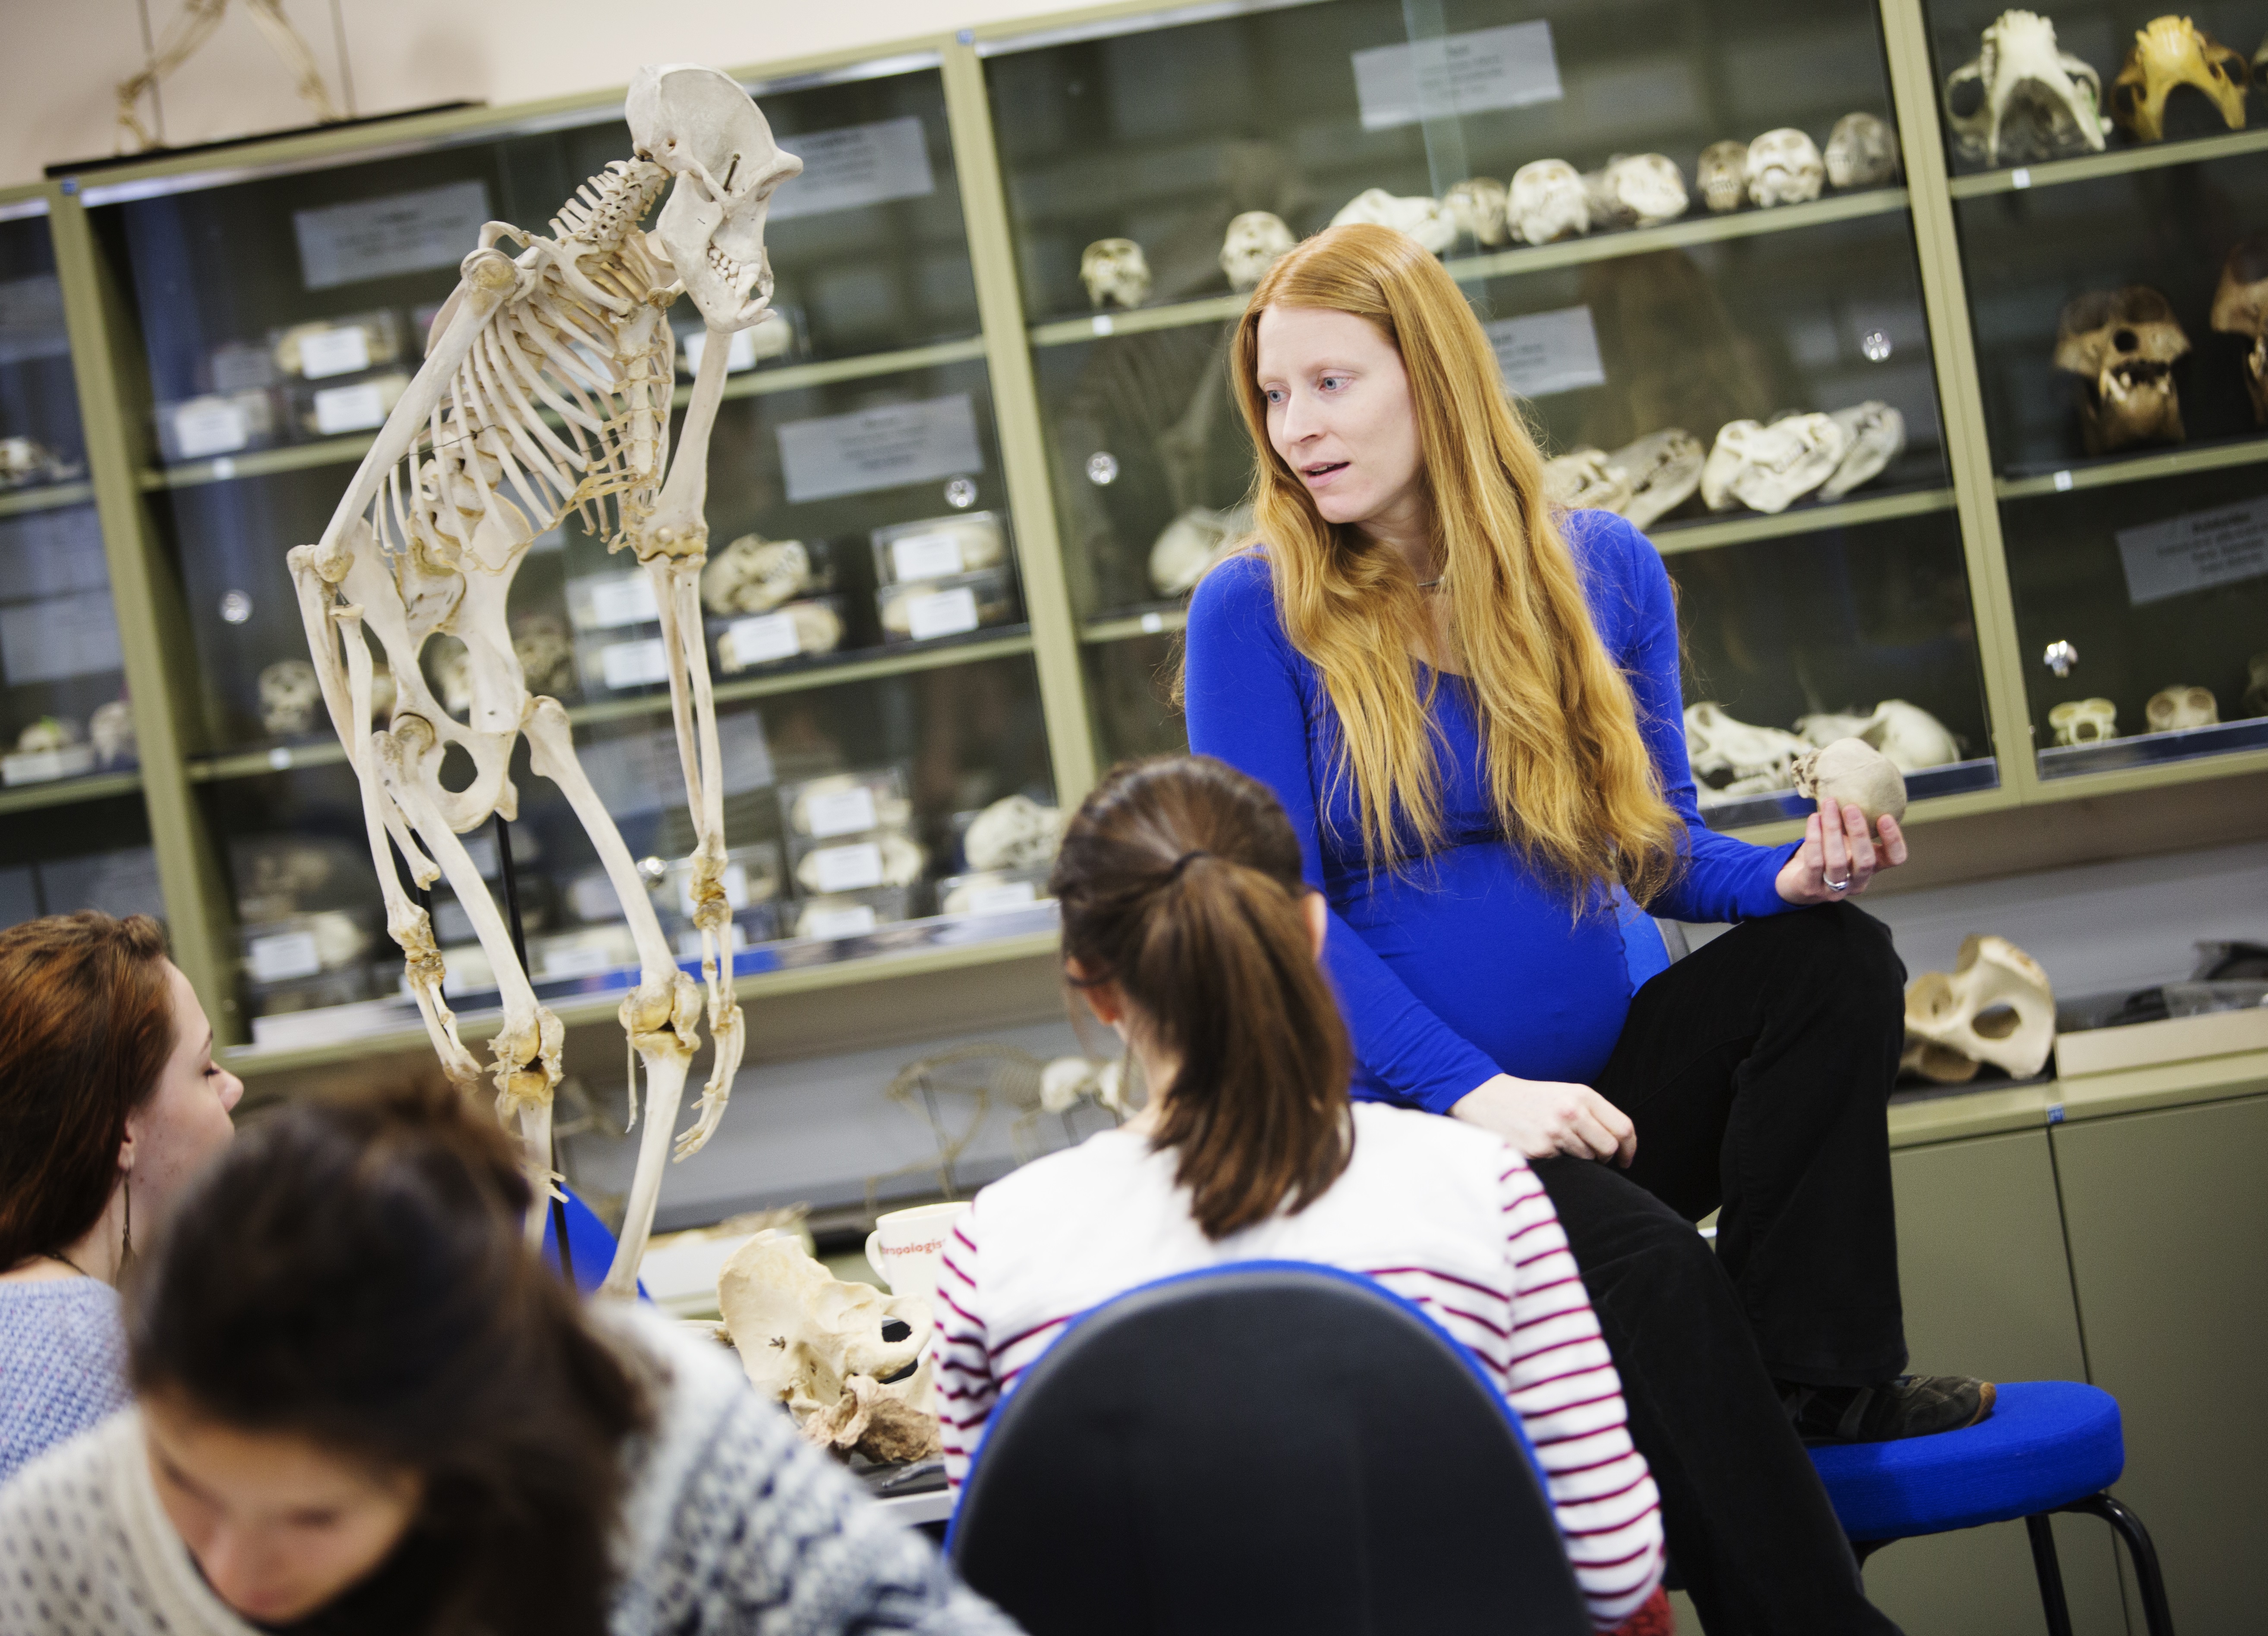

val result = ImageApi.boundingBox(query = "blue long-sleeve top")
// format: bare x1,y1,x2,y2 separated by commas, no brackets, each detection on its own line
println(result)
1184,507,1801,1114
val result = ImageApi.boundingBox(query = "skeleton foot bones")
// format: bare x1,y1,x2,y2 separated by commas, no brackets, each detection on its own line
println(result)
291,64,800,1297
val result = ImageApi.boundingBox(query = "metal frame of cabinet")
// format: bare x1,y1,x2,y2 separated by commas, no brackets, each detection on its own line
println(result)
4,0,2263,1075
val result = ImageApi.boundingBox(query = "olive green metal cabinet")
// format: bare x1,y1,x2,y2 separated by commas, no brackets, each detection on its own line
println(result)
0,190,164,935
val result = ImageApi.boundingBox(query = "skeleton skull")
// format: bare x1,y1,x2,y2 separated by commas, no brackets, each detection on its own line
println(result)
257,659,323,736
1508,162,1590,245
1610,429,1705,530
512,614,576,698
1944,10,2110,165
1746,130,1825,208
1149,504,1251,598
628,65,803,332
1220,212,1296,291
1443,178,1509,246
1330,189,1457,255
702,533,813,615
717,1230,932,1420
2054,286,2189,455
1818,401,1907,500
2145,684,2218,731
89,700,135,768
1696,141,1750,213
965,793,1062,872
1902,936,2055,1083
1685,702,1810,799
2048,697,2118,744
1596,154,1688,228
1701,414,1852,513
1542,447,1636,515
15,716,77,754
2208,230,2268,425
1825,112,1901,188
2110,17,2249,144
1080,238,1152,309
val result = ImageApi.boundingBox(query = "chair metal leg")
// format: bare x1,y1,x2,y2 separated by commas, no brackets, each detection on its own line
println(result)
2024,1514,2078,1636
2057,1493,2176,1636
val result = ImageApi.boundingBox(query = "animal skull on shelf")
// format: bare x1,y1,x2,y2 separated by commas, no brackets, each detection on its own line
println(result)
2208,230,2268,425
2054,286,2190,454
1220,211,1295,291
1149,503,1250,598
1819,401,1907,500
1685,702,1810,799
1944,10,2110,165
1509,161,1590,245
1696,141,1749,213
511,615,575,698
1542,447,1637,515
1610,429,1704,530
286,64,799,1296
701,533,812,615
2048,697,2118,744
1745,130,1825,207
966,793,1062,872
0,437,80,488
257,658,323,736
1585,155,1688,230
1902,935,2055,1083
1796,699,1962,772
719,600,841,672
1330,189,1456,255
1701,414,1852,514
1825,112,1901,188
15,716,77,754
2110,16,2249,143
1443,178,1509,246
89,700,135,768
2145,684,2218,731
1080,238,1151,309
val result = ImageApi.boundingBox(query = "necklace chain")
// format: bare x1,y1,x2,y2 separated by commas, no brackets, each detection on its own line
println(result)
46,1250,88,1277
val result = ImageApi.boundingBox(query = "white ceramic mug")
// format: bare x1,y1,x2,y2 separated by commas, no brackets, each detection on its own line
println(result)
864,1201,973,1310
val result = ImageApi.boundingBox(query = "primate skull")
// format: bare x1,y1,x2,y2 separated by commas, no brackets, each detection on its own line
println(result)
511,614,576,697
1684,702,1810,798
1701,414,1852,513
2110,17,2249,143
258,658,323,736
1944,10,2110,165
2048,697,2118,744
1542,447,1637,514
965,793,1063,872
702,533,813,615
1330,189,1456,255
15,716,76,754
2054,286,2190,454
2145,685,2218,731
1591,154,1688,229
1825,113,1901,188
1443,178,1510,246
628,65,802,332
1149,504,1250,597
1746,129,1825,208
1080,238,1151,309
1901,934,2055,1084
2209,230,2268,424
1220,211,1295,291
1610,428,1704,529
1509,161,1590,245
1819,401,1907,500
1696,141,1749,212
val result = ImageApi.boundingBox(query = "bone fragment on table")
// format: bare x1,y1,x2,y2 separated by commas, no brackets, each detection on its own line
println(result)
1901,935,2055,1084
2145,686,2218,732
1507,162,1589,245
2053,286,2189,455
1695,141,1749,213
1330,189,1457,255
2209,231,2268,425
1824,113,1901,188
1220,212,1296,290
1943,10,2110,166
1080,239,1151,309
2110,16,2248,143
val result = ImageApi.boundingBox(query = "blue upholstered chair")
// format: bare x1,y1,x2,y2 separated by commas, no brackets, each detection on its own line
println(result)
539,1187,626,1297
948,1262,1594,1636
1810,1380,2174,1635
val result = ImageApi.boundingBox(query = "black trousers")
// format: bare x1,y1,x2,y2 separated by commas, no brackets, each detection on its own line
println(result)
1528,901,1910,1636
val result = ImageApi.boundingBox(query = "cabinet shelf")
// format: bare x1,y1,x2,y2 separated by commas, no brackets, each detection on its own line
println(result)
1994,435,2268,501
1945,127,2268,201
0,480,94,517
0,769,143,815
1029,189,1913,349
1649,486,1957,556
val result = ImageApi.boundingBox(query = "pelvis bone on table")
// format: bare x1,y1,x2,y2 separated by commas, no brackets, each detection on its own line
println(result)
288,64,802,1296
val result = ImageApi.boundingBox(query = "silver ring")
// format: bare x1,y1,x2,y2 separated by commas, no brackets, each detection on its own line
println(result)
1824,876,1852,892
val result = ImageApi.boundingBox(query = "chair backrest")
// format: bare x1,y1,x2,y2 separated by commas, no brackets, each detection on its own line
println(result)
948,1261,1591,1636
540,1188,625,1297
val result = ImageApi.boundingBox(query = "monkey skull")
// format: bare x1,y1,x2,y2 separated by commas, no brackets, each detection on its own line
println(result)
1443,178,1509,246
1081,239,1151,309
1825,112,1901,188
2048,697,2118,745
2209,230,2268,424
1220,212,1296,291
2145,685,2218,731
1509,162,1590,244
629,64,802,333
1696,141,1749,213
2110,16,2249,144
2054,286,2190,455
1746,130,1825,207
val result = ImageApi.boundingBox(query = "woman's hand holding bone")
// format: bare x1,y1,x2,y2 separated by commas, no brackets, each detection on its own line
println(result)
1776,796,1907,906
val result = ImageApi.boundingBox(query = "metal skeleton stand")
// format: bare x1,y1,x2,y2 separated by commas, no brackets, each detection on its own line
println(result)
494,812,574,1288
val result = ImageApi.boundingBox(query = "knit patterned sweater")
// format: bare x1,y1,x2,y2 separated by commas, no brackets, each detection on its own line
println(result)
0,1277,129,1488
0,1307,1018,1636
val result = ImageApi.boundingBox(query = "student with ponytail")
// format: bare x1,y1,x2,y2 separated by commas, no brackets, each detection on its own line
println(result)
932,756,1666,1633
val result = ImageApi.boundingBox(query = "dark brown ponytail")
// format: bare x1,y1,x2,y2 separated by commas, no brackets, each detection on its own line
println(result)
1049,755,1353,1239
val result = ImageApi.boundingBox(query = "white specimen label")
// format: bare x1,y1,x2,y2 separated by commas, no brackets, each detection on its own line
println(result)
599,638,670,689
0,589,122,683
1,745,94,787
1352,21,1561,132
295,180,493,290
802,903,879,938
248,929,323,983
312,381,389,434
2117,500,2268,605
575,571,661,629
172,398,249,459
803,785,878,837
727,612,801,665
890,531,966,581
1486,306,1606,398
778,393,983,503
0,506,108,602
296,327,370,379
905,585,980,642
542,942,621,978
964,880,1038,914
768,116,935,220
809,841,885,893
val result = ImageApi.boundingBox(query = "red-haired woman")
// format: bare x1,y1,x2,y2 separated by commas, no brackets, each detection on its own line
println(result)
0,912,240,1483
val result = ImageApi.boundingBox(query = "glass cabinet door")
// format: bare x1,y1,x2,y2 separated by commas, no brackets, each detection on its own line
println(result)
990,0,1997,823
82,61,1059,1041
1931,1,2268,779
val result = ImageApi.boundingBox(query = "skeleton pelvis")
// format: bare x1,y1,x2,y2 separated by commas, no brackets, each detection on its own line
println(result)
383,713,522,831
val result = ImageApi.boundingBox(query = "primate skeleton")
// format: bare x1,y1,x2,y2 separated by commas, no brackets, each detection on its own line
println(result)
290,65,800,1296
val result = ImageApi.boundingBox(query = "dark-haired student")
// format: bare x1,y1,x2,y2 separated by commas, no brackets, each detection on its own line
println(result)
933,755,1666,1633
0,1083,1017,1636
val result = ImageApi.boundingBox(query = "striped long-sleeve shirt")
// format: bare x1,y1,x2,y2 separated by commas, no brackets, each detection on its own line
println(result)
932,1102,1663,1629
